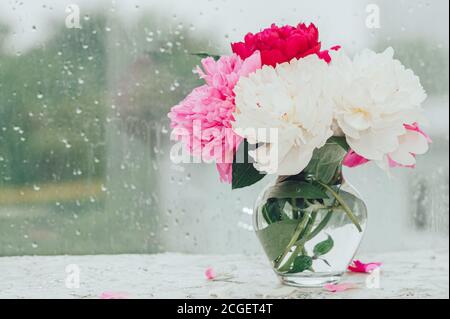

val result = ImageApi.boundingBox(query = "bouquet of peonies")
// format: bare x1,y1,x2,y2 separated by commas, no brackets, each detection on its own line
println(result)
168,23,430,286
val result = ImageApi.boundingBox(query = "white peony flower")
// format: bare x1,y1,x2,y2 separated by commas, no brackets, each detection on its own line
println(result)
328,48,427,164
232,55,334,175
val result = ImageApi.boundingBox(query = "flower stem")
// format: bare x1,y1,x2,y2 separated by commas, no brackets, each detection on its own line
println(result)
278,212,317,273
274,210,310,269
291,199,299,220
317,181,363,232
297,210,333,245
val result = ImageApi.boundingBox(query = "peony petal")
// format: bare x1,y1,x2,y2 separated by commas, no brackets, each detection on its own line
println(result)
317,50,332,63
405,123,432,143
205,267,216,281
276,144,316,176
100,292,129,299
239,51,262,78
231,41,253,60
343,150,370,168
324,283,357,293
389,147,417,166
348,260,382,273
348,128,401,161
284,35,307,59
400,128,430,155
260,49,287,67
216,163,233,184
343,112,372,131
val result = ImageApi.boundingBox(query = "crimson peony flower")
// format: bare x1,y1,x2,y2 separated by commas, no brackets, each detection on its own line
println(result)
232,23,322,67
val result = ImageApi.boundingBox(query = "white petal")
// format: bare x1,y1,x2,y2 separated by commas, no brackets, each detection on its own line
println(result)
389,149,417,166
249,136,294,174
343,112,371,131
277,145,314,176
249,144,278,174
336,116,361,139
398,130,430,155
348,128,400,161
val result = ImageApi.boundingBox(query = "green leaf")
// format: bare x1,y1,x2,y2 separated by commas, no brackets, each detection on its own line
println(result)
328,136,350,152
262,199,289,224
232,140,266,189
232,162,265,189
255,220,301,261
190,52,221,61
290,255,314,273
305,138,347,184
313,235,334,257
318,182,363,233
266,181,329,200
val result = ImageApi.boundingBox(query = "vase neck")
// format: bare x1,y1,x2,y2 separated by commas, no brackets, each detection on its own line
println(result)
277,166,344,186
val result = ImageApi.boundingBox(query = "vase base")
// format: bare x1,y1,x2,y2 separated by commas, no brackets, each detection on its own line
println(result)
278,273,343,288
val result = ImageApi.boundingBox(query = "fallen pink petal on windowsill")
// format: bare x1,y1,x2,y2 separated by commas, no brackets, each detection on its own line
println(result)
205,267,216,281
348,260,383,274
100,292,129,299
324,283,357,293
204,268,236,283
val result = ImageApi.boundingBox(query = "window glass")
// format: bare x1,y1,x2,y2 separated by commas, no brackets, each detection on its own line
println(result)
0,0,448,256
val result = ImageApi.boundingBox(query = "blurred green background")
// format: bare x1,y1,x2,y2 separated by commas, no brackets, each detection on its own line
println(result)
0,13,211,255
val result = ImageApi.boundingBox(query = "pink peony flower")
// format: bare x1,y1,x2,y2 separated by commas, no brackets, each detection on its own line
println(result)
168,52,261,183
348,260,382,274
232,23,322,67
343,123,431,169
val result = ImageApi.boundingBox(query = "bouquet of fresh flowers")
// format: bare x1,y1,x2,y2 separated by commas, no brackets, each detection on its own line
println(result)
168,23,430,287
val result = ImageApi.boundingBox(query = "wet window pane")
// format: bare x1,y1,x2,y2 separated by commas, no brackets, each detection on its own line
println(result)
0,0,448,256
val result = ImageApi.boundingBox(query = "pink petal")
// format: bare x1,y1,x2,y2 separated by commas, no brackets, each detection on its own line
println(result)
388,155,416,169
317,45,341,64
239,51,262,78
343,150,370,168
205,267,216,281
216,163,233,184
348,260,383,273
324,283,357,293
404,123,432,143
100,292,129,299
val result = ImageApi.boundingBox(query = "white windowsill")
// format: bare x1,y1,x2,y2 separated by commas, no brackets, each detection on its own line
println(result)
0,249,448,299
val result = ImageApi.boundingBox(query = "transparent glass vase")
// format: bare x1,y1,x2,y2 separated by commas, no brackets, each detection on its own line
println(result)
254,175,368,288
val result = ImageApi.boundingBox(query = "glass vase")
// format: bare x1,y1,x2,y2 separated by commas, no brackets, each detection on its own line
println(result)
254,174,368,288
